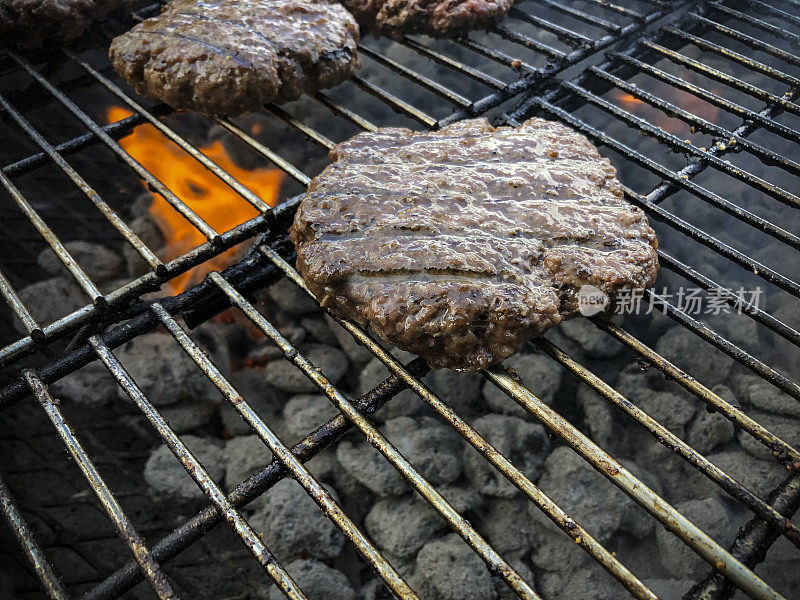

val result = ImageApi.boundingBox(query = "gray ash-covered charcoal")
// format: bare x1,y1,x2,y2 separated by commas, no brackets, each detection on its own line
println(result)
249,479,344,561
37,241,123,284
463,414,550,498
357,357,423,422
50,361,118,406
481,351,561,417
219,369,286,437
109,0,359,116
159,398,218,433
655,327,733,387
386,416,463,486
292,117,658,372
654,495,742,578
413,534,497,600
143,435,224,501
533,446,658,542
336,435,408,497
268,559,355,600
114,332,221,407
224,435,271,490
364,494,445,558
283,394,339,439
427,368,484,418
16,277,84,332
264,344,348,393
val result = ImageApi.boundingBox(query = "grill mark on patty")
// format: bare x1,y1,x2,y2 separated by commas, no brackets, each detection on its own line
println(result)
314,228,629,253
351,267,508,285
121,29,256,68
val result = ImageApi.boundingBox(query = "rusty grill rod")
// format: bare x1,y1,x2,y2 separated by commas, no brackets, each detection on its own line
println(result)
484,366,786,600
645,288,800,402
63,50,273,214
534,337,800,548
561,81,800,211
656,251,800,349
0,166,103,305
209,271,541,600
89,335,311,600
639,40,800,119
0,267,42,341
687,474,800,600
607,51,800,153
711,2,800,43
22,372,179,600
151,299,420,599
0,213,267,367
0,474,69,600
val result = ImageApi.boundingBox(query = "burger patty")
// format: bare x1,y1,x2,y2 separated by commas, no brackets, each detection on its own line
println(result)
109,0,359,116
1,0,129,50
291,117,659,372
342,0,513,38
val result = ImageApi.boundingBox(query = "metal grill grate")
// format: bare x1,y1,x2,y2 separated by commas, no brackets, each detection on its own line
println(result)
0,0,676,367
1,1,799,600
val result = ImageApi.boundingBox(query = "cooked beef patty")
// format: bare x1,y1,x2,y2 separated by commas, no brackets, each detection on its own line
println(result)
291,117,659,372
342,0,512,38
1,0,129,50
109,0,359,116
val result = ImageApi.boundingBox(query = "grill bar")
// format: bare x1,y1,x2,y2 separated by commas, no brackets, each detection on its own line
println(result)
693,13,800,68
657,251,800,349
89,336,313,600
560,82,800,210
7,52,222,244
2,3,799,600
210,270,541,600
687,475,800,600
607,51,800,150
664,27,800,88
357,45,473,108
484,366,786,600
640,40,800,119
0,268,42,340
535,337,800,548
22,371,178,600
0,474,69,600
64,50,273,214
647,289,800,401
151,298,420,599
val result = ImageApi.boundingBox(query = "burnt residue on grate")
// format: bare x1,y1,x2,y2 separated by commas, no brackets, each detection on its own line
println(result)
2,1,800,600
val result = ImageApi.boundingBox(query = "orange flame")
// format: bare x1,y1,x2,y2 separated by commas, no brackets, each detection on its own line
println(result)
107,107,283,292
612,87,719,139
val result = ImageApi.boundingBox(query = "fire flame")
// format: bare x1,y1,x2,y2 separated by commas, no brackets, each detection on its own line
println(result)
107,107,283,292
612,87,719,139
